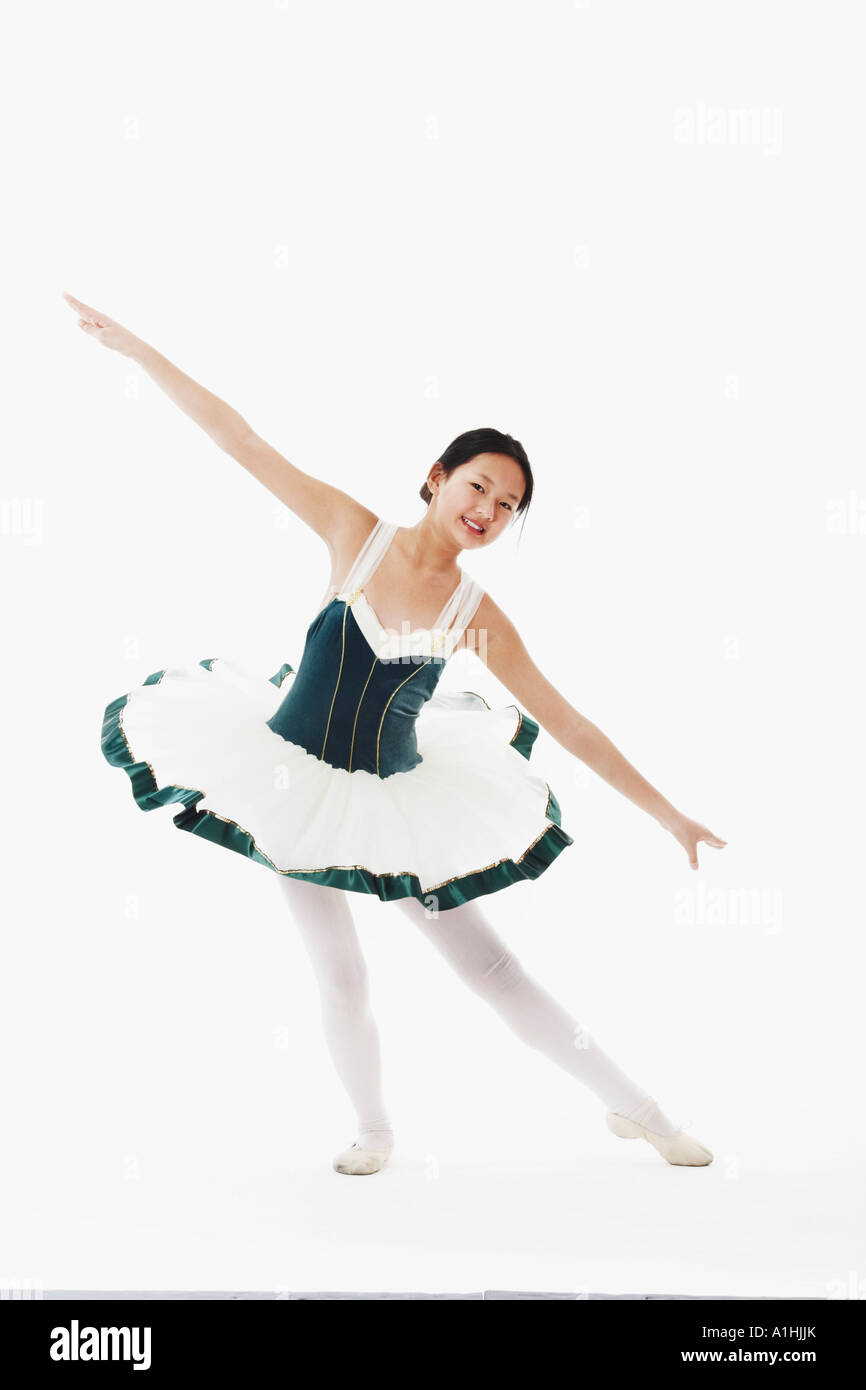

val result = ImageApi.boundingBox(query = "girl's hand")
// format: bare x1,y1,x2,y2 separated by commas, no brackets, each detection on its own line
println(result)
664,811,727,871
62,291,141,357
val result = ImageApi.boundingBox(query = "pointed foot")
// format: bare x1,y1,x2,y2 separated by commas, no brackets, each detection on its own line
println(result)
606,1110,713,1166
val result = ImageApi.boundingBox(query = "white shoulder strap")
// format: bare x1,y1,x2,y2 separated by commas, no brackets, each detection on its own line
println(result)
316,517,393,612
438,573,485,656
341,518,396,595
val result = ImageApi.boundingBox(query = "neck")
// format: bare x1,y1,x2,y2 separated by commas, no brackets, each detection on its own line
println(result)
399,514,462,576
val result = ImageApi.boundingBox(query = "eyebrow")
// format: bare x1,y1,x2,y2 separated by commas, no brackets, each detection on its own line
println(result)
478,471,521,503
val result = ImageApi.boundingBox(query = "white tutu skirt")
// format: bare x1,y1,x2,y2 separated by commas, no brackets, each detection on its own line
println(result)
102,656,574,911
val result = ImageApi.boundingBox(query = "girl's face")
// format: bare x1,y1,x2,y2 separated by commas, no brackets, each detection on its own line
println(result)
434,453,525,548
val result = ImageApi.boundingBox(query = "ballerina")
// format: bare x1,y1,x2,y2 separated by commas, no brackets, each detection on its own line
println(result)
64,290,727,1175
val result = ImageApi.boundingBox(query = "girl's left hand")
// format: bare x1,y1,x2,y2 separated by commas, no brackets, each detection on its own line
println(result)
666,813,727,870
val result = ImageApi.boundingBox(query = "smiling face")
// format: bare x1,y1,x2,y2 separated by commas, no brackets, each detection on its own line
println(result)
429,452,526,547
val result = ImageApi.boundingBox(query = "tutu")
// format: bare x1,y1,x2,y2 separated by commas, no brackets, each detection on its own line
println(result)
101,518,574,911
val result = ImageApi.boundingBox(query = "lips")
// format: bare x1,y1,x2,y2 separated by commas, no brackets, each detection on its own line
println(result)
460,515,485,535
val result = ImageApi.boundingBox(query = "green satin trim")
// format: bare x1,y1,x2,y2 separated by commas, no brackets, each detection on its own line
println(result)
454,688,539,761
101,660,574,912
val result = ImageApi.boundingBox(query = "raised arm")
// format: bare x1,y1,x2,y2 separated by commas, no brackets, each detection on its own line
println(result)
472,592,728,871
61,291,371,555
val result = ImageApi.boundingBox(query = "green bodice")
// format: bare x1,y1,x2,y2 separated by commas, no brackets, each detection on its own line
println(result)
267,595,448,778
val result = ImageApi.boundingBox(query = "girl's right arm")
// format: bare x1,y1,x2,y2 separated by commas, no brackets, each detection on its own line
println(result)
61,292,373,555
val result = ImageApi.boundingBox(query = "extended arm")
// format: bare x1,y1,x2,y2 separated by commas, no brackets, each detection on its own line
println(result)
61,291,366,552
474,592,727,870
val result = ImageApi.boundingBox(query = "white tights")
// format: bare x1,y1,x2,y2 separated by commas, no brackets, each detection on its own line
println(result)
276,877,680,1142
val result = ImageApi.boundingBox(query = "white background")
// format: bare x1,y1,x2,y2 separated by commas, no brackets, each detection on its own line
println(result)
1,0,863,1298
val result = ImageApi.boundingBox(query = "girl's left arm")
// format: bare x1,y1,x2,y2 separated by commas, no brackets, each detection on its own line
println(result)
474,594,727,871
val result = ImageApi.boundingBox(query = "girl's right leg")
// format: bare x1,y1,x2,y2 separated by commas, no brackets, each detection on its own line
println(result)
393,891,677,1126
276,875,394,1172
393,893,713,1166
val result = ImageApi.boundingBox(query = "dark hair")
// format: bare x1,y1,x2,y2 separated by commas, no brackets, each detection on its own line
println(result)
419,428,533,537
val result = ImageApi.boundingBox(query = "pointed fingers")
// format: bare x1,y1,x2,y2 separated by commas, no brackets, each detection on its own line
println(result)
63,291,106,325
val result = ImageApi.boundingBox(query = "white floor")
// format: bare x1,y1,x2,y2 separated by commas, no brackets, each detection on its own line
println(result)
3,1099,861,1300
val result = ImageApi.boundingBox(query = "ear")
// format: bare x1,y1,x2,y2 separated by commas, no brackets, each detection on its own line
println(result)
427,460,446,493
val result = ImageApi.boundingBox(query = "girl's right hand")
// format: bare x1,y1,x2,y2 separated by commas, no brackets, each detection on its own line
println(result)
62,291,141,357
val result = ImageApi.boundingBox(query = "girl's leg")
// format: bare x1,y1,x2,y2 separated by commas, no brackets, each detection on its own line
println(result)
394,893,681,1136
277,876,394,1156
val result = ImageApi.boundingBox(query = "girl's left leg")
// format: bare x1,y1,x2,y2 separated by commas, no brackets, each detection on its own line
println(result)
393,892,682,1136
277,875,394,1172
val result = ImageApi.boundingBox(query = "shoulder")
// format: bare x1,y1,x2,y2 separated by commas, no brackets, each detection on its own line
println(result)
469,588,522,646
452,585,527,661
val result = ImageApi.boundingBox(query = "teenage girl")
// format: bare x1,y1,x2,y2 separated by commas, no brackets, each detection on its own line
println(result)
65,291,727,1175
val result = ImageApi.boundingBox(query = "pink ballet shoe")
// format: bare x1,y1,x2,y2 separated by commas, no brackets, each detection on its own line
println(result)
606,1110,714,1166
332,1139,392,1175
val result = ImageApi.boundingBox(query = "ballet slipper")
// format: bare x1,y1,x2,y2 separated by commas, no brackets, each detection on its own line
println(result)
332,1140,391,1175
606,1110,714,1166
